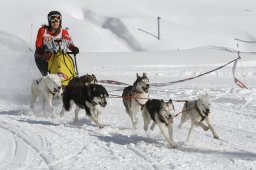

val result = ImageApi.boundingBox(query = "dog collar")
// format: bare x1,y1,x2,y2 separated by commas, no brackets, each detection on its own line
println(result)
48,88,56,96
134,98,145,110
131,87,142,94
92,101,97,106
195,101,207,122
47,85,58,96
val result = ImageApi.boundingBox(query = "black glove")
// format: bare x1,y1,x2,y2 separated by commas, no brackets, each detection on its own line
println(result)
71,46,79,55
36,46,46,56
36,47,44,55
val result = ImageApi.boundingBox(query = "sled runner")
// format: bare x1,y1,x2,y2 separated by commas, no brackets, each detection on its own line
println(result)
45,38,79,86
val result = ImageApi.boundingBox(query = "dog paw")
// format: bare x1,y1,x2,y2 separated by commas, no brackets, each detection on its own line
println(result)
49,109,54,114
214,135,219,139
132,123,137,129
73,118,79,124
150,124,156,131
167,144,177,149
60,112,64,117
98,124,104,129
204,127,209,131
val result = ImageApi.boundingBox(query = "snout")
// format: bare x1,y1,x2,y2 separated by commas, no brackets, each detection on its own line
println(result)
206,109,210,113
142,84,150,93
100,101,107,108
167,114,173,124
164,114,174,128
203,108,210,116
54,86,62,92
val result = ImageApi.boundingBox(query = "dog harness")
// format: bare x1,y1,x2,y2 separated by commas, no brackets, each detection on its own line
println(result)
48,88,57,96
36,77,58,96
45,80,59,96
131,87,146,110
158,114,173,126
185,101,208,122
36,78,43,84
92,101,98,106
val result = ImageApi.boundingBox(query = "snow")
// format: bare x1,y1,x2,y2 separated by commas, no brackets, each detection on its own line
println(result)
0,0,256,169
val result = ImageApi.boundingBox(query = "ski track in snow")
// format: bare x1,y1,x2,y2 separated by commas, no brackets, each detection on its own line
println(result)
0,122,53,170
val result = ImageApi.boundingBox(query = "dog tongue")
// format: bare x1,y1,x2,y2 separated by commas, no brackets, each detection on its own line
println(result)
168,117,173,123
167,117,173,127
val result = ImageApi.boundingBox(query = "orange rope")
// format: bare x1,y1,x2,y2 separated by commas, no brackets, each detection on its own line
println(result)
109,94,191,118
173,107,195,118
109,94,149,100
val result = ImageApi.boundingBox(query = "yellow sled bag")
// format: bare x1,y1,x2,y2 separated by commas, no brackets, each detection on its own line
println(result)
48,52,76,86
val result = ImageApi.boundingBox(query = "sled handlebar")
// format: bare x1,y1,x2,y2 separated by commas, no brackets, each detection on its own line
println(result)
67,52,76,55
67,52,79,77
54,39,62,43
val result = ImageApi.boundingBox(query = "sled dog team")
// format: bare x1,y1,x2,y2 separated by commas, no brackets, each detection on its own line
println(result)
30,73,219,148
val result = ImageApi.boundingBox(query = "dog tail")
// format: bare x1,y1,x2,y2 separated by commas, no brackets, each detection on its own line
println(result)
63,92,71,111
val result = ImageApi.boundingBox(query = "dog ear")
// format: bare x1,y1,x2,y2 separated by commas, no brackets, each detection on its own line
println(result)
158,100,164,111
142,72,147,78
168,98,172,104
136,73,140,78
46,74,51,80
92,74,97,82
87,87,92,100
198,97,202,102
160,100,165,108
92,74,97,81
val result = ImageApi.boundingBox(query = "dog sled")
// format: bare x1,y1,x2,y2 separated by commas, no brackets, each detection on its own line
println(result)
44,38,79,86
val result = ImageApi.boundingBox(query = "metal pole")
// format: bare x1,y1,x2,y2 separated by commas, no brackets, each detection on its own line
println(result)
157,16,161,40
30,24,33,51
73,54,79,77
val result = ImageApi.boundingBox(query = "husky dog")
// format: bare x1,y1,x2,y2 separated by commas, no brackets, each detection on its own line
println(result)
143,99,176,148
60,84,109,128
178,94,219,141
30,74,62,113
122,73,150,129
67,74,97,88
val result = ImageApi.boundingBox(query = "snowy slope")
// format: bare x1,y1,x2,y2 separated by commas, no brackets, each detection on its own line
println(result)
1,0,256,52
0,0,256,170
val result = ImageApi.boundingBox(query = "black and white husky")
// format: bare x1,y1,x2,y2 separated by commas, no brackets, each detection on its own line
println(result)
143,99,176,148
178,94,219,141
122,73,150,129
60,84,109,128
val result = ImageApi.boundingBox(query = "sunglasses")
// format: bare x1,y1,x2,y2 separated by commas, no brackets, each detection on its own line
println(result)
49,14,62,22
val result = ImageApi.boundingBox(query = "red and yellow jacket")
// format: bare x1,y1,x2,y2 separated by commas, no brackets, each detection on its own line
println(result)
35,26,76,60
35,26,72,48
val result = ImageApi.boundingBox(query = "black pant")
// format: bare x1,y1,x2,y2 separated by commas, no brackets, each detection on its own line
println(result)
34,54,48,76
